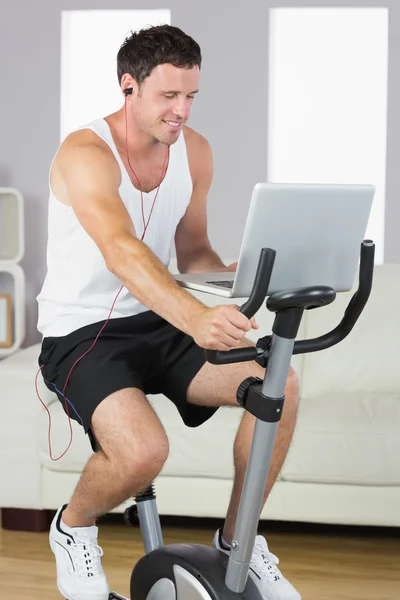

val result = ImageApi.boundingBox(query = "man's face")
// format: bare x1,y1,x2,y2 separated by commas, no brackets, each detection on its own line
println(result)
130,63,200,144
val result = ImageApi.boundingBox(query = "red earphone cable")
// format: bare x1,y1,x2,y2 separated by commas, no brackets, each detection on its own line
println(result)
36,97,169,460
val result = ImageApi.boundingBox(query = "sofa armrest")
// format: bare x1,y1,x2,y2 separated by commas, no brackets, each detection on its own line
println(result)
0,344,54,509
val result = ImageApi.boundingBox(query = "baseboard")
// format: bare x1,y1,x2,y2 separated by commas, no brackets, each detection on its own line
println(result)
1,508,52,532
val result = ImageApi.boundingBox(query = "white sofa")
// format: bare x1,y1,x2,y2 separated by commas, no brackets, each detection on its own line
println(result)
1,264,400,528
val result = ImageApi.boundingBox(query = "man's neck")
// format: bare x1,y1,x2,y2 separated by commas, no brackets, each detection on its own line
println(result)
105,109,162,161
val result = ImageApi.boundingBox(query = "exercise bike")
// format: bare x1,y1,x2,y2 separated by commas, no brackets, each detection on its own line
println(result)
108,240,375,600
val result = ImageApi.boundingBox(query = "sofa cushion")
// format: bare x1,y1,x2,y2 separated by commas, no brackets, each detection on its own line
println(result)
300,264,400,397
281,264,400,486
281,391,400,485
0,342,41,375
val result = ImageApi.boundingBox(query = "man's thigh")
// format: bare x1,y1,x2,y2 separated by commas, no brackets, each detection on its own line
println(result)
187,338,297,408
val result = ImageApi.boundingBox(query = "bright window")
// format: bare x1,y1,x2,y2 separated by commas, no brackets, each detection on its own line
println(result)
60,9,171,140
267,8,389,263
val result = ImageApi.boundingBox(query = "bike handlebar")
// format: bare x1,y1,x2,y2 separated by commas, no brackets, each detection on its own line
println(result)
205,240,375,365
292,239,375,354
205,248,276,365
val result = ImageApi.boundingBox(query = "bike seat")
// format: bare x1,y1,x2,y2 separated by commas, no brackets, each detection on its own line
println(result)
267,285,336,312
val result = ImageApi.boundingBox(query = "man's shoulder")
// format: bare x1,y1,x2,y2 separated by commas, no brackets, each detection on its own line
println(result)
51,128,120,197
182,125,211,153
182,126,213,169
60,128,107,153
54,128,114,170
182,126,213,188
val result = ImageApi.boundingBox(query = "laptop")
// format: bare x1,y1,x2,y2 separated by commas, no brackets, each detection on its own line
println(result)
173,182,375,298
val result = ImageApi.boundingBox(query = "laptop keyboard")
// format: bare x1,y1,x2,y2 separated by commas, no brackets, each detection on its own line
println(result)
206,280,234,289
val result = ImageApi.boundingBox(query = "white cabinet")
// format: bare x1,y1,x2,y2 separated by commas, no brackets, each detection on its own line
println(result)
0,188,25,358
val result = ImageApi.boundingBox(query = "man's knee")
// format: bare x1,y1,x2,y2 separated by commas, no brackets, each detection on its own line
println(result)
90,388,170,490
113,430,170,492
287,365,299,393
284,365,299,418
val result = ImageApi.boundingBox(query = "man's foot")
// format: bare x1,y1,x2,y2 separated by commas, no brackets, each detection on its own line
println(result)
213,528,301,600
49,505,110,600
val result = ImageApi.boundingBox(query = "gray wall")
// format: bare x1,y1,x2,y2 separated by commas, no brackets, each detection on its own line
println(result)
0,0,399,347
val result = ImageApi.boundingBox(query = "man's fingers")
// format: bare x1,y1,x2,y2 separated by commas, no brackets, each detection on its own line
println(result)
208,306,257,350
227,309,253,332
230,311,258,332
211,323,244,347
221,318,248,341
250,317,259,329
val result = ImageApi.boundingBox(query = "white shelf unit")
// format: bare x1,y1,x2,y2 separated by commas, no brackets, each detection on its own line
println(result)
0,263,25,358
0,188,25,358
0,188,24,262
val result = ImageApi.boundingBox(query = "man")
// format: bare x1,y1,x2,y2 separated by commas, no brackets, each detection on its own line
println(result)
37,24,300,600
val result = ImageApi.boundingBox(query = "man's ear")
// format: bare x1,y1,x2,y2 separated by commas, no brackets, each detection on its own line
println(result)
120,73,138,96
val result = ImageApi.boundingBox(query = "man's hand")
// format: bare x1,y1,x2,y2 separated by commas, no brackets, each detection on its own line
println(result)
191,305,259,351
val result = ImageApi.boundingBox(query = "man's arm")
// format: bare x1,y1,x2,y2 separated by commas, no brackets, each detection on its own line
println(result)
175,129,237,274
56,133,254,350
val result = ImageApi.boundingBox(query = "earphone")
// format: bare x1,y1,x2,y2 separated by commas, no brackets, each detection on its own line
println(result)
124,88,133,96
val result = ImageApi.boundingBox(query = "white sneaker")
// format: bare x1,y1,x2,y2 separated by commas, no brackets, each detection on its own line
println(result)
213,529,301,600
49,505,110,600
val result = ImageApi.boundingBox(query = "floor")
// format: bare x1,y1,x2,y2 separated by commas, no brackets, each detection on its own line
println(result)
0,517,399,599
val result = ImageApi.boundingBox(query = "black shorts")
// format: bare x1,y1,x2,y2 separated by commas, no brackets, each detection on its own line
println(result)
38,311,218,439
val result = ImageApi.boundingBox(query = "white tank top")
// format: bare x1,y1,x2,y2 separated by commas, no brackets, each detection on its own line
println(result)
36,118,193,338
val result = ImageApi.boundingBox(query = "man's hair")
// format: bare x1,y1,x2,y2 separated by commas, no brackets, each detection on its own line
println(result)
117,24,202,88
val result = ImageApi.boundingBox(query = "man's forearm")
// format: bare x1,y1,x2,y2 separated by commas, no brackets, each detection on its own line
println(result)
108,238,207,335
179,247,227,274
